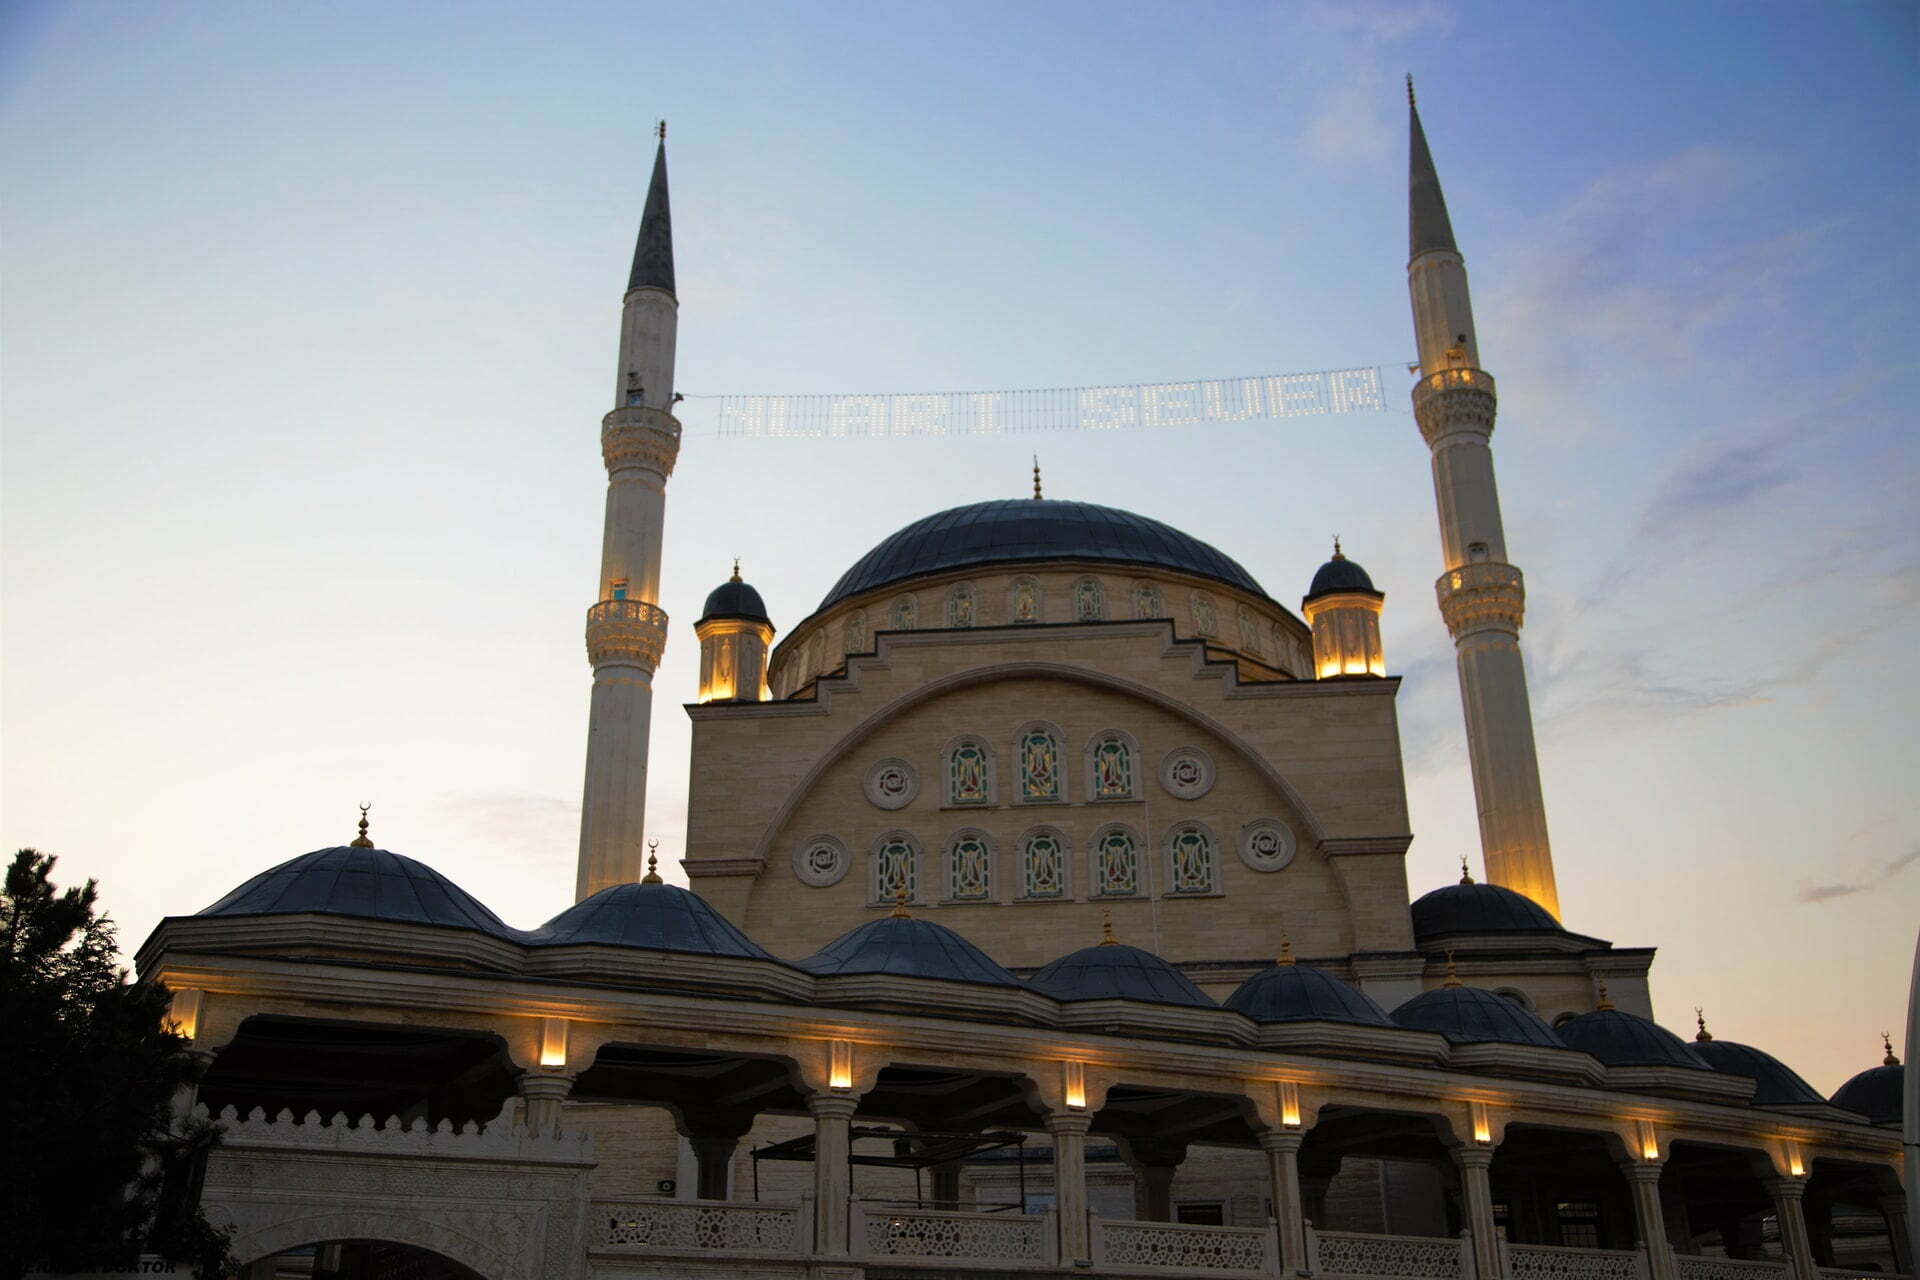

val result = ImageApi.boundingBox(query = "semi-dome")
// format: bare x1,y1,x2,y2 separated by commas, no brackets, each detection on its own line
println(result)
818,498,1268,611
798,914,1023,988
1225,960,1393,1026
1029,941,1216,1008
199,846,513,937
1411,879,1562,940
1305,544,1378,599
1830,1043,1903,1125
1392,984,1567,1049
1556,1009,1707,1069
1689,1038,1824,1106
701,567,770,623
527,881,773,959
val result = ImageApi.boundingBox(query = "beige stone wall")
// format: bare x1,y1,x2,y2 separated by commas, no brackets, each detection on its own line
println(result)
687,622,1414,969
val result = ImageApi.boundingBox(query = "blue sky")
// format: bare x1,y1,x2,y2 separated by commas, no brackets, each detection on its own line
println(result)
3,1,1916,1093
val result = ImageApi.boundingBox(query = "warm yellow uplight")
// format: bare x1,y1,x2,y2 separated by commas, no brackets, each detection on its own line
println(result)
1279,1081,1302,1128
167,988,204,1041
1064,1061,1087,1111
1471,1102,1492,1145
1638,1121,1660,1163
1787,1145,1805,1178
539,1016,569,1069
830,1040,854,1091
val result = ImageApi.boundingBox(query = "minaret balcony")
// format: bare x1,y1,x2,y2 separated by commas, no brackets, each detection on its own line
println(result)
600,405,682,478
1435,561,1525,639
586,599,670,670
1413,367,1498,448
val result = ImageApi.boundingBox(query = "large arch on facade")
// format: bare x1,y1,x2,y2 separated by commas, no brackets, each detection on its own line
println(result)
229,1213,506,1277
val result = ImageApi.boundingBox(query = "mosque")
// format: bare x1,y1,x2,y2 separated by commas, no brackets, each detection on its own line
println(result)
136,98,1909,1280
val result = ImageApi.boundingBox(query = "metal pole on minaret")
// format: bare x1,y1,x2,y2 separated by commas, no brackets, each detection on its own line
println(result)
576,122,681,902
1404,82,1562,920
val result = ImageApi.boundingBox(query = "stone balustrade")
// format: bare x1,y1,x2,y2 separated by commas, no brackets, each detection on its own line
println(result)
1673,1258,1790,1280
1090,1216,1277,1276
854,1203,1056,1268
1311,1227,1476,1280
1505,1240,1650,1280
592,1196,810,1256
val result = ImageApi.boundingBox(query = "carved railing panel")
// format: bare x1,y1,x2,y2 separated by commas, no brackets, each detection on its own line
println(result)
1313,1229,1468,1280
1508,1242,1647,1280
1675,1258,1790,1280
593,1197,804,1255
1093,1217,1272,1275
1818,1270,1912,1280
858,1205,1052,1267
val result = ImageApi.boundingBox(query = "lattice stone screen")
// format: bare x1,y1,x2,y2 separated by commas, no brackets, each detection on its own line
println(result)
1094,1219,1272,1275
1312,1229,1468,1280
595,1198,804,1255
1508,1242,1648,1280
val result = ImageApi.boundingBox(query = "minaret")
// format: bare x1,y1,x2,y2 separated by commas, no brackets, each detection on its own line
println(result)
576,126,682,902
1405,84,1561,920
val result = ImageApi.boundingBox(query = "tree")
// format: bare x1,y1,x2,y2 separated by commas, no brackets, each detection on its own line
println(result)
0,849,234,1278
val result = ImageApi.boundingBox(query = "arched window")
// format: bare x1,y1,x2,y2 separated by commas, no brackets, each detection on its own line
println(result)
944,737,992,806
1237,606,1262,656
947,582,976,628
1073,577,1103,622
1166,823,1217,895
805,632,824,679
1133,582,1163,619
1008,577,1041,624
945,829,992,902
1018,827,1068,900
1016,722,1063,802
843,610,869,654
891,596,917,630
1091,825,1141,898
1190,591,1217,637
1085,731,1137,801
870,831,919,905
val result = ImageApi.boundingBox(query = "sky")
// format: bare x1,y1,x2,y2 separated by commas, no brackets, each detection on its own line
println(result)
3,1,1916,1095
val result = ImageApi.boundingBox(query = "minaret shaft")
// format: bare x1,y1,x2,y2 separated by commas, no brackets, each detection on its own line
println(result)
1408,103,1561,920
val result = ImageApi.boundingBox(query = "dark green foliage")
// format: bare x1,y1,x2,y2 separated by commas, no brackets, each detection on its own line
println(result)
0,849,235,1279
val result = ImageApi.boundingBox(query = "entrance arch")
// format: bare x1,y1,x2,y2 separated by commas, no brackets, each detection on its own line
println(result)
234,1214,503,1277
240,1234,487,1279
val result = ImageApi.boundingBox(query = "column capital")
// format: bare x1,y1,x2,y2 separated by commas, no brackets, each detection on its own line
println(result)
1045,1112,1093,1138
1763,1175,1808,1201
519,1072,577,1101
1618,1160,1666,1184
806,1093,862,1121
1451,1145,1495,1171
1258,1130,1305,1155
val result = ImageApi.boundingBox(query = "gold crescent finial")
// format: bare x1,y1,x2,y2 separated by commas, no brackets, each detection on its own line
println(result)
730,557,742,582
1595,977,1614,1012
1332,535,1343,559
1884,1031,1901,1067
1694,1007,1712,1042
1459,856,1473,885
350,803,374,848
1100,908,1117,945
642,838,663,884
890,882,912,919
1277,928,1294,966
1406,74,1416,107
1032,455,1043,501
1442,949,1461,988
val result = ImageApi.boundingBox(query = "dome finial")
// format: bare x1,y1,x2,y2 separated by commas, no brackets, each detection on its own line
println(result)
1883,1031,1900,1067
890,883,912,919
1032,455,1043,501
1277,927,1294,966
730,557,742,583
350,803,374,848
642,839,663,884
1442,949,1462,988
1694,1006,1712,1042
1459,855,1473,885
1331,534,1344,560
1100,908,1117,945
656,119,666,142
1406,74,1415,108
1595,976,1614,1012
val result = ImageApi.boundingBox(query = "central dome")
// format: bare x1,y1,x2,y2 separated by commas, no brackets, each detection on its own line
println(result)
819,499,1268,611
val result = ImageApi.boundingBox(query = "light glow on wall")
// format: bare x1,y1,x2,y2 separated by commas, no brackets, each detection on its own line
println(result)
539,1016,569,1068
1787,1144,1804,1178
167,988,204,1041
1638,1120,1660,1162
1064,1061,1087,1110
1471,1101,1492,1145
1280,1081,1301,1128
830,1040,854,1091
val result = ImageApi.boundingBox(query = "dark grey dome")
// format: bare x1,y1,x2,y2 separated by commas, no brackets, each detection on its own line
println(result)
1411,881,1562,940
1830,1061,1902,1125
527,882,773,959
701,576,770,623
1029,943,1216,1008
1689,1039,1824,1106
199,846,513,937
1306,551,1378,599
798,915,1023,988
1225,962,1393,1026
1392,985,1567,1049
1556,1009,1707,1069
819,499,1267,611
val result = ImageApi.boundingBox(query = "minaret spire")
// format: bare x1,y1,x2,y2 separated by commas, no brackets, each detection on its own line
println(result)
577,125,685,902
1405,92,1561,920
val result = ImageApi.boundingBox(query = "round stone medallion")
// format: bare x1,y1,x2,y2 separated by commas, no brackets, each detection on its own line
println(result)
1158,747,1215,800
1237,819,1296,873
863,757,919,810
794,835,850,887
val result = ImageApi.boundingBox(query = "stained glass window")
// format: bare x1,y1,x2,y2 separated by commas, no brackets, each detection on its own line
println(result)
1091,735,1133,800
891,596,917,630
873,834,917,905
1169,825,1215,894
947,831,990,901
1074,577,1103,622
1133,583,1163,619
1094,827,1139,897
1237,606,1261,656
1021,831,1065,899
948,740,989,805
1010,578,1039,623
844,610,868,654
1191,592,1217,636
1019,726,1061,801
947,583,975,628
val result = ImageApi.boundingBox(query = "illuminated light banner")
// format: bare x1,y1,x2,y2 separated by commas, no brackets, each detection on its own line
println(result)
692,366,1388,438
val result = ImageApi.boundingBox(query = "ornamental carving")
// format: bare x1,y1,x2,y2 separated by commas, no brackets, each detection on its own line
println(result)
598,1197,802,1254
586,599,669,669
863,758,918,810
1435,562,1526,638
1099,1219,1268,1271
1412,370,1498,450
793,834,849,887
1237,818,1297,873
865,1207,1045,1261
600,406,682,476
1158,746,1215,799
1508,1244,1645,1280
1314,1229,1464,1279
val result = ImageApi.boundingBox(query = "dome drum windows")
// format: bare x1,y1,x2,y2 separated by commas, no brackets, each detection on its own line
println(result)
890,595,918,631
1131,582,1164,619
1017,826,1069,900
1165,822,1220,895
1015,722,1065,803
1073,576,1103,622
870,831,921,906
1190,591,1218,637
1090,824,1143,898
946,582,976,628
1084,731,1138,802
1008,577,1042,624
942,736,995,807
944,829,994,902
843,609,869,655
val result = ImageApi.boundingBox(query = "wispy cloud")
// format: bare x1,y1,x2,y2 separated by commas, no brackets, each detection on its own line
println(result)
1296,1,1454,167
1799,847,1920,904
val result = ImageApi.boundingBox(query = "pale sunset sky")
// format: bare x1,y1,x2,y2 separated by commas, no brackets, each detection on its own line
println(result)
3,1,1916,1095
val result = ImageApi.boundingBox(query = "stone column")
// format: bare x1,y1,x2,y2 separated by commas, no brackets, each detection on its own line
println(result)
1767,1178,1818,1280
1260,1131,1308,1276
1878,1192,1914,1275
1621,1163,1678,1280
1452,1148,1500,1280
519,1074,574,1135
809,1094,860,1256
1121,1136,1187,1222
1047,1112,1093,1264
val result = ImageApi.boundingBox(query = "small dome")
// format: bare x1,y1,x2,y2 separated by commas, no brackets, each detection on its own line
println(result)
1556,1009,1707,1069
527,881,772,959
701,569,770,623
1411,881,1562,940
1225,962,1393,1026
1831,1053,1902,1126
798,915,1023,988
1689,1039,1824,1107
1305,545,1378,599
199,846,513,937
1392,985,1567,1049
1029,942,1216,1008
